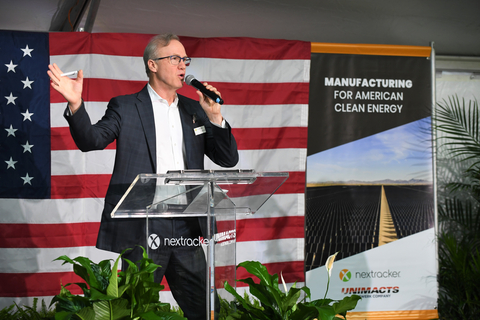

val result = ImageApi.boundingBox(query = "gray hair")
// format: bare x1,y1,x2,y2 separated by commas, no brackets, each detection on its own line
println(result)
143,33,180,76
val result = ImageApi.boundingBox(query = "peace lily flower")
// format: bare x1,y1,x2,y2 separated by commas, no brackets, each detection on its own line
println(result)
325,252,338,277
324,252,338,299
280,271,288,293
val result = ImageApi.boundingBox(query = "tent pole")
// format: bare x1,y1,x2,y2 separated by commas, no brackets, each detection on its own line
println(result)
84,0,102,32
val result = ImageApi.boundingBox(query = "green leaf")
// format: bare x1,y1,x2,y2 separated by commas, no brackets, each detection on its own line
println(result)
107,254,123,298
53,294,91,314
92,299,131,320
301,285,312,300
75,306,95,320
237,261,274,287
72,264,90,287
224,282,269,320
316,305,337,320
54,310,74,320
237,278,272,307
308,298,334,307
290,303,319,320
117,283,132,298
282,286,302,310
122,258,138,285
225,282,248,307
73,257,103,289
140,310,187,320
54,255,77,265
332,295,362,316
90,287,118,301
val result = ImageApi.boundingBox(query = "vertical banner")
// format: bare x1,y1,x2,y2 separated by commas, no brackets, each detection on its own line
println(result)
305,44,438,319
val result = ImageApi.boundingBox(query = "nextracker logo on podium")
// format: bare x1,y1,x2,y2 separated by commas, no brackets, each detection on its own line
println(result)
148,230,236,250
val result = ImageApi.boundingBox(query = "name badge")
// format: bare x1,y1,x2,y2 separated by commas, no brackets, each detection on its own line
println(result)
194,126,206,136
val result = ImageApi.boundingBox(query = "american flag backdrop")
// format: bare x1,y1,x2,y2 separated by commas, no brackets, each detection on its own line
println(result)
0,31,309,308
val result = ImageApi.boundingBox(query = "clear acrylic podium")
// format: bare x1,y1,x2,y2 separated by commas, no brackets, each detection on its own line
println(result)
110,169,288,320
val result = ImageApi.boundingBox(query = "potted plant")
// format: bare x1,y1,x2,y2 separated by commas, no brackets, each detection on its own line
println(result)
435,95,480,318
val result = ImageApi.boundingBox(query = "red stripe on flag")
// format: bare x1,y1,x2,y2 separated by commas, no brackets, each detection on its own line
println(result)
49,32,91,56
0,261,304,297
51,80,308,105
0,272,85,297
51,174,110,199
0,223,99,248
181,37,311,60
279,171,305,194
236,216,305,241
50,33,311,60
0,217,302,248
233,127,308,150
51,127,116,151
226,171,305,198
178,82,309,106
50,79,146,104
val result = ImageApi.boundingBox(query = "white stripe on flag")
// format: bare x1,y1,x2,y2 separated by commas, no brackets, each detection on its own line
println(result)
0,239,300,273
223,104,309,128
51,103,309,129
50,149,305,175
1,194,301,224
0,198,103,223
51,150,115,175
188,58,310,83
50,54,147,81
206,149,307,172
51,55,309,83
0,247,119,273
237,238,305,264
51,102,109,127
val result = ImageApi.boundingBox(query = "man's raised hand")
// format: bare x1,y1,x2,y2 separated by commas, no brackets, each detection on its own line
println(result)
47,63,84,113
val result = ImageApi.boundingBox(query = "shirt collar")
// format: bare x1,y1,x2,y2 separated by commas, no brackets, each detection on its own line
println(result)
147,83,178,106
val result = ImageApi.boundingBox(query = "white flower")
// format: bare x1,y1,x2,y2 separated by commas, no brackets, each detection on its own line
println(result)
325,252,338,277
280,271,288,293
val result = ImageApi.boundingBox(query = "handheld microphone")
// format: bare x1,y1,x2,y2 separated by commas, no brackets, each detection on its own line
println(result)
185,75,224,105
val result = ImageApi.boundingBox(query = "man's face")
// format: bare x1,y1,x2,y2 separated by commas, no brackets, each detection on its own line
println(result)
151,39,187,92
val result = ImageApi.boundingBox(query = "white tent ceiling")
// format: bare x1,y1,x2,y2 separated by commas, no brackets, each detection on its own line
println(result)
1,0,480,57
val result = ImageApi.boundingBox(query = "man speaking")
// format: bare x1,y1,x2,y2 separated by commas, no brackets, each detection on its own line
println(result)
47,33,239,320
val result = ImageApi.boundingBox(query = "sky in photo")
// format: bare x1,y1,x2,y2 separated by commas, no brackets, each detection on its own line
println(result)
307,118,433,183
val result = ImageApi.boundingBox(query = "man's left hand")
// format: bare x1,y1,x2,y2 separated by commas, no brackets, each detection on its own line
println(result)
197,82,223,125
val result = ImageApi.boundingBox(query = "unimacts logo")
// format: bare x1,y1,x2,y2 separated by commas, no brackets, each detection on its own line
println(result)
341,286,400,295
339,269,352,282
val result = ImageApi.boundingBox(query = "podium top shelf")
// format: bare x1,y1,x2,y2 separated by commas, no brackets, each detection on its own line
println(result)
143,169,288,185
111,170,289,218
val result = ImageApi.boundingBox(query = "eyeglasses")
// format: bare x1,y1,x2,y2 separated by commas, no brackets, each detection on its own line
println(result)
152,55,191,66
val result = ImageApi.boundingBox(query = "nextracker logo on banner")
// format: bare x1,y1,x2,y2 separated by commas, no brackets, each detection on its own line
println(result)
339,269,400,299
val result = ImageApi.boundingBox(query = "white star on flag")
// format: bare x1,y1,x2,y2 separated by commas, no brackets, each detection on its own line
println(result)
21,77,34,89
21,173,34,185
5,157,18,169
5,125,18,137
21,45,34,57
21,141,34,153
5,60,17,72
5,92,18,105
21,109,34,121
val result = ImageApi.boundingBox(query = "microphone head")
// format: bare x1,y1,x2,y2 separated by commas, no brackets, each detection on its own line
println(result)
185,74,195,86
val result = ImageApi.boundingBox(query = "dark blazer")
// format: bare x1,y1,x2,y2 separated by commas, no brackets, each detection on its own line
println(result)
65,85,239,253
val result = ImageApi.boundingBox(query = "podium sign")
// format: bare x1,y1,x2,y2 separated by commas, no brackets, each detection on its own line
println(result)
111,170,288,319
